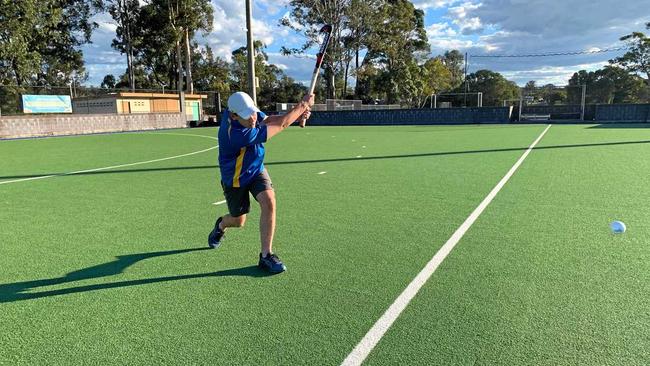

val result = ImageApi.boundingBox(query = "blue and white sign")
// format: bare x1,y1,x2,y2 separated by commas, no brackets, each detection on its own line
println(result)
22,95,72,114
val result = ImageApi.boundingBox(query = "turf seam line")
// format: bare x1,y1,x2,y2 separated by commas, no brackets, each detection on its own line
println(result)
340,124,552,366
0,133,217,186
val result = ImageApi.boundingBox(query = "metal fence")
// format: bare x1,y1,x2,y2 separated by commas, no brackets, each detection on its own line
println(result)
275,99,401,113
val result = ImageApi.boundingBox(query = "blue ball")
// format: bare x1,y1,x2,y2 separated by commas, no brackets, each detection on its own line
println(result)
610,221,626,234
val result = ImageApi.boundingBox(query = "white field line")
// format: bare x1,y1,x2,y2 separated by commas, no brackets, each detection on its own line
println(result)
0,133,217,186
341,124,552,366
212,200,227,205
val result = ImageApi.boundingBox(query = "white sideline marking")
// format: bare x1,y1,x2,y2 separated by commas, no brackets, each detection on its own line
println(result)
356,155,362,158
0,133,218,186
317,171,327,175
212,200,227,205
340,124,552,366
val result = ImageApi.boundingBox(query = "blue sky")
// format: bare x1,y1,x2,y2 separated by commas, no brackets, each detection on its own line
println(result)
81,0,650,88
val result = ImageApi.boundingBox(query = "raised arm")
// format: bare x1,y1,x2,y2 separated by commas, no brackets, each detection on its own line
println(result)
264,94,314,139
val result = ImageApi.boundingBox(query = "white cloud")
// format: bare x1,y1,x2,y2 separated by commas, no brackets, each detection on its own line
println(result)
256,0,290,15
430,38,476,52
500,61,609,85
79,0,649,88
412,0,462,10
267,53,316,84
280,11,304,31
448,2,483,34
98,21,117,33
429,0,650,84
198,0,284,61
427,22,457,37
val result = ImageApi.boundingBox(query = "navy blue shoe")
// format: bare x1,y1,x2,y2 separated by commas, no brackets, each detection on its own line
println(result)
258,253,286,273
208,217,225,249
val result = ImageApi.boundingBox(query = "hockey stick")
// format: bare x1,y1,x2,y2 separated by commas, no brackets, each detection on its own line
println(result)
300,24,332,128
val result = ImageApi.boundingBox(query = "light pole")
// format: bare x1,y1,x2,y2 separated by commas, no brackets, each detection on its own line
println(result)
161,82,167,94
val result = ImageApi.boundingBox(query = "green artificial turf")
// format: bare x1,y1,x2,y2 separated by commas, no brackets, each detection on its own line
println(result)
363,124,650,366
3,124,646,365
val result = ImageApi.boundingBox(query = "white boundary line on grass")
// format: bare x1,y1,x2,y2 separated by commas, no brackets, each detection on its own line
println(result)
341,124,552,366
0,132,218,186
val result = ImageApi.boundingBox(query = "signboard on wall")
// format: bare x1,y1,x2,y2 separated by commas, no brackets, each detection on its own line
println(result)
22,95,72,114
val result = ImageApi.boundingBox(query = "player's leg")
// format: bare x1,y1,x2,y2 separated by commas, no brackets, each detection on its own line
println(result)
252,170,285,273
255,189,276,256
208,184,251,249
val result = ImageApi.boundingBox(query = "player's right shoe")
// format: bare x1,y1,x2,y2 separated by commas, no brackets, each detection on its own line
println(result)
258,253,286,274
208,217,225,249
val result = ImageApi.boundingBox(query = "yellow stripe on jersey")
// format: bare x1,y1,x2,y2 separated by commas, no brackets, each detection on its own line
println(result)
233,147,247,187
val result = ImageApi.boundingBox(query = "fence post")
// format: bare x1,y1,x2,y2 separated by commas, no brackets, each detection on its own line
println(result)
580,84,586,121
518,91,523,122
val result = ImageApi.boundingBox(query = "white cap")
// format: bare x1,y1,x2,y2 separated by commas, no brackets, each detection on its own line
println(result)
227,92,259,119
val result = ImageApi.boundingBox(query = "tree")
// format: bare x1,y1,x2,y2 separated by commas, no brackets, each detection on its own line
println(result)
230,42,300,111
192,45,230,94
539,84,566,105
131,2,177,89
441,50,465,89
101,74,116,89
175,0,213,94
610,22,650,85
0,2,43,86
524,80,536,93
0,0,101,87
568,66,648,104
419,57,453,107
362,0,429,104
343,0,382,98
465,70,519,106
107,0,140,91
114,65,159,89
281,0,350,99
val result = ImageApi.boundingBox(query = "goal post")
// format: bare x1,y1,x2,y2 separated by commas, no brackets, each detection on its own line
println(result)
431,92,483,108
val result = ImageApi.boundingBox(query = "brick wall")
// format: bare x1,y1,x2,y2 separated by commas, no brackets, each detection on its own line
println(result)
0,113,187,139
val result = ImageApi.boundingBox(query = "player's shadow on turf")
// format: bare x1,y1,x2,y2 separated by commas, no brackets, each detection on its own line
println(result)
5,138,650,181
0,248,271,303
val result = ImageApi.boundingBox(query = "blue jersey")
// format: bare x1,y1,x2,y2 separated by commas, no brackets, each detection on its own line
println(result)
218,109,268,187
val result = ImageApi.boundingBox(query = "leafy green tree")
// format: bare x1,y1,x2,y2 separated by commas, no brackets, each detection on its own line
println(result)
0,2,44,86
343,0,382,98
420,58,453,107
539,84,567,105
0,0,101,87
465,69,519,106
610,22,650,85
175,0,213,94
281,0,350,99
230,42,303,111
441,50,465,89
130,2,177,89
192,45,230,94
107,0,140,90
114,65,159,90
100,74,116,89
568,66,648,104
362,0,429,104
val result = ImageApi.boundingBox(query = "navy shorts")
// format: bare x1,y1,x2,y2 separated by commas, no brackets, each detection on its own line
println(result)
221,169,273,217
